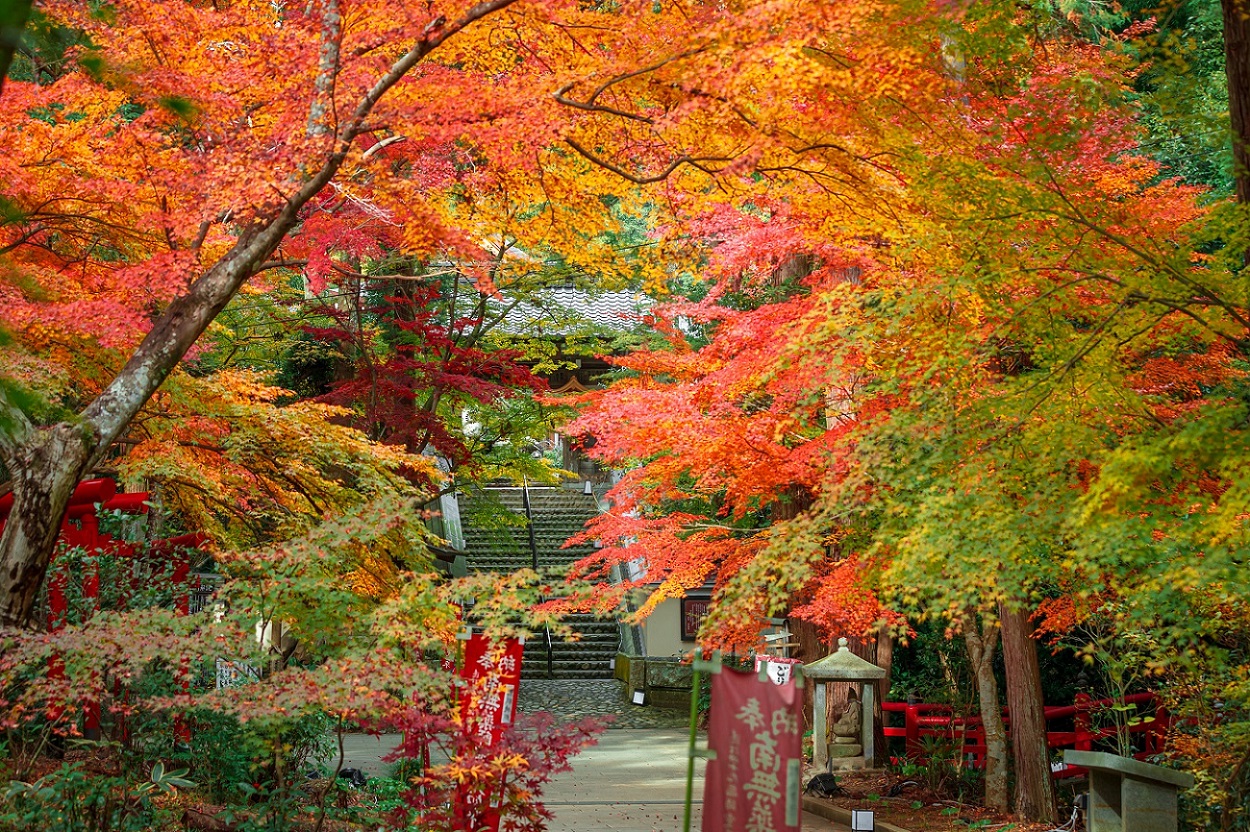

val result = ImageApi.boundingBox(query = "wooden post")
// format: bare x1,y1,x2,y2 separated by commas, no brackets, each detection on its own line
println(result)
80,515,101,741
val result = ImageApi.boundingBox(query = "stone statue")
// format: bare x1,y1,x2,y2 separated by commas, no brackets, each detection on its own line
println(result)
831,687,861,740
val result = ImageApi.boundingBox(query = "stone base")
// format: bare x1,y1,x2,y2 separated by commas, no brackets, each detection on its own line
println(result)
828,755,868,771
646,687,692,710
828,742,863,758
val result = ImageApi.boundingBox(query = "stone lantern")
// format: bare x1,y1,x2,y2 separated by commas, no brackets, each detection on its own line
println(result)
804,637,886,772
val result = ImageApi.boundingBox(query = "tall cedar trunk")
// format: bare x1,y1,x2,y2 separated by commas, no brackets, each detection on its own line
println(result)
873,626,893,767
779,486,820,724
963,612,1008,813
0,425,93,628
1225,0,1250,204
780,477,894,766
789,615,824,731
998,603,1057,823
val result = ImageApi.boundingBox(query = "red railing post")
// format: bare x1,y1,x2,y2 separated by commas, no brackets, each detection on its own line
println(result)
905,702,921,758
1148,700,1168,756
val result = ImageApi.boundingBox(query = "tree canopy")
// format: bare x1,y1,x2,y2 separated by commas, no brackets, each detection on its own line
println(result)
1,0,1248,825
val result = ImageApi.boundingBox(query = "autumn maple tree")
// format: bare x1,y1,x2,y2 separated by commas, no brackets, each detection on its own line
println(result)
0,0,744,628
2,0,1250,825
563,5,1250,825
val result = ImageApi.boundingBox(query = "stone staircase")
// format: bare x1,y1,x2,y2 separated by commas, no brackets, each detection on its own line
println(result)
520,614,621,680
459,487,619,680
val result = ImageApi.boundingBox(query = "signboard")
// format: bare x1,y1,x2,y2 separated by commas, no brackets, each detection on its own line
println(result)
702,667,804,832
681,597,711,641
753,655,802,686
458,633,523,747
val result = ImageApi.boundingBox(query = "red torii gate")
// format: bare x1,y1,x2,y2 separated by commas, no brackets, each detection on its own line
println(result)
0,478,208,740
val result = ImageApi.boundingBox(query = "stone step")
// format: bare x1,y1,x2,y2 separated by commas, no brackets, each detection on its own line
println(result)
520,664,612,679
521,660,615,679
527,637,617,648
544,634,619,645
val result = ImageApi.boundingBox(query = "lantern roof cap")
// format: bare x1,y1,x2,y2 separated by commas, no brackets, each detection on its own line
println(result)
803,638,886,680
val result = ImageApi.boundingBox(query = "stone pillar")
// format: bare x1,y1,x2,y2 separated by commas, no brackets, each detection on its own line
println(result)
813,683,828,772
1089,769,1123,832
860,682,875,764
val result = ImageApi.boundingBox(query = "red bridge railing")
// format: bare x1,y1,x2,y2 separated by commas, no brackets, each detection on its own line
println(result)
882,692,1168,777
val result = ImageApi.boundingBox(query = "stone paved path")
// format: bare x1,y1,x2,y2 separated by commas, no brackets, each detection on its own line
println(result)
339,681,852,831
518,679,691,729
340,679,690,776
544,729,850,832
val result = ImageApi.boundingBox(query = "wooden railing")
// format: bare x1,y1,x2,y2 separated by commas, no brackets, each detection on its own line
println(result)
882,692,1168,777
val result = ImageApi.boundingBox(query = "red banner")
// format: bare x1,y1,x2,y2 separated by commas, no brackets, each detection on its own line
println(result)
458,633,523,747
703,667,804,832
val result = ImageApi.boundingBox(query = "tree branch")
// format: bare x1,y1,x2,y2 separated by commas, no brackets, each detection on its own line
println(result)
553,83,653,123
307,0,343,139
77,0,520,465
564,138,728,185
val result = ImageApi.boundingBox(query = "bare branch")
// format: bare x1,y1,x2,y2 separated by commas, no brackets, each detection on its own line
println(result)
191,218,212,252
582,48,705,105
361,134,406,159
553,83,653,123
565,138,727,185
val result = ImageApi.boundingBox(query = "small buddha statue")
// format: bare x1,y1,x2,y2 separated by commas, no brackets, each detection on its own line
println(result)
831,687,862,740
827,687,863,763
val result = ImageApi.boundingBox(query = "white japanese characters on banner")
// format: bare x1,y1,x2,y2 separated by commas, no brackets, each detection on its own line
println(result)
703,667,804,832
458,633,523,747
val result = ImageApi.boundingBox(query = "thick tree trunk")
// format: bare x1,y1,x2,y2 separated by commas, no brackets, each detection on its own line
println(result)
1224,0,1250,204
963,612,1008,813
0,425,92,628
998,602,1057,823
872,626,894,767
789,615,824,729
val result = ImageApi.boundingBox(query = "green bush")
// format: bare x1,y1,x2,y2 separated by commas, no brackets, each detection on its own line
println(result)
0,760,189,832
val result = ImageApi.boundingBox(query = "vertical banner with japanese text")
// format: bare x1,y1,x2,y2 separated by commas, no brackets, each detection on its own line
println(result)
702,667,804,832
459,633,523,747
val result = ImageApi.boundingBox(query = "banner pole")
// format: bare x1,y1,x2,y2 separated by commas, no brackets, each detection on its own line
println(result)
684,645,703,832
685,649,723,832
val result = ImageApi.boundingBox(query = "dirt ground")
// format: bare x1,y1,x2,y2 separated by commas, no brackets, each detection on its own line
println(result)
810,769,1064,832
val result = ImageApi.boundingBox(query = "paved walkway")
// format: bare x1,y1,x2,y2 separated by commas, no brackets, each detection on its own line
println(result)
545,728,850,832
339,679,851,830
340,728,849,831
